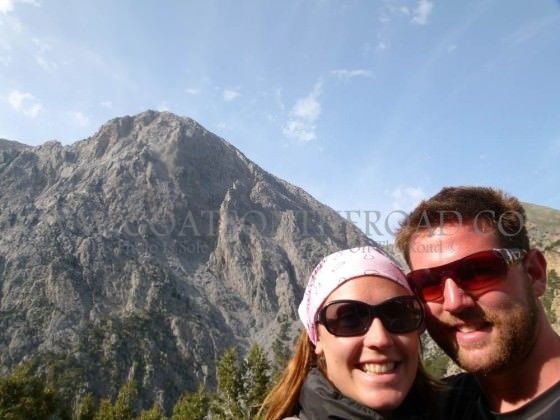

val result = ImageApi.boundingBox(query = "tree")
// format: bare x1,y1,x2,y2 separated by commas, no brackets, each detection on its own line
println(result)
76,393,96,420
94,399,114,420
549,269,560,288
242,344,271,418
0,366,69,420
113,380,138,420
138,401,166,420
211,347,243,419
271,316,291,378
542,269,560,323
172,385,209,420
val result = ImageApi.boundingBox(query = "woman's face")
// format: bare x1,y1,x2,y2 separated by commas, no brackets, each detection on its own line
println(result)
315,276,420,412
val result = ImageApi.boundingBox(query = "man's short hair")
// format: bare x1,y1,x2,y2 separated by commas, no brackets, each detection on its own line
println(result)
395,186,530,265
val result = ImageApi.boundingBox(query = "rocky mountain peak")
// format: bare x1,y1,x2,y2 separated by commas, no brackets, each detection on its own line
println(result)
0,138,30,151
0,111,373,410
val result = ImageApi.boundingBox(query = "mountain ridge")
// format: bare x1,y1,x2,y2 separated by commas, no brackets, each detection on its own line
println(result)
0,110,373,410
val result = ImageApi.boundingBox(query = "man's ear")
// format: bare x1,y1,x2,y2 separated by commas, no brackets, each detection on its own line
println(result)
525,249,547,297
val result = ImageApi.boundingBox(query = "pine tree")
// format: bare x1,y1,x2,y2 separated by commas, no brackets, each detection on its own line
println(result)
212,346,244,419
113,380,138,420
76,393,96,420
272,316,291,377
0,366,69,419
94,399,114,420
172,385,209,420
138,401,166,420
242,343,271,418
543,269,560,323
549,269,560,288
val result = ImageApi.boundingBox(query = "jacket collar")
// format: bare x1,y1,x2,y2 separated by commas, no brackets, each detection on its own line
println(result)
298,367,390,419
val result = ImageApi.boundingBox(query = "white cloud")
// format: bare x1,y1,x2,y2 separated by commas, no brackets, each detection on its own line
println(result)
36,56,57,71
31,38,60,72
283,81,322,142
185,88,200,95
100,100,113,109
24,102,41,117
0,0,39,14
7,89,42,117
1,14,23,34
157,101,169,112
391,186,427,212
399,6,410,16
68,111,90,127
0,0,14,14
282,120,317,142
223,88,240,101
330,69,373,79
503,15,560,46
0,55,12,65
274,87,285,111
32,37,51,52
377,12,390,25
385,4,410,17
411,0,434,25
292,92,321,121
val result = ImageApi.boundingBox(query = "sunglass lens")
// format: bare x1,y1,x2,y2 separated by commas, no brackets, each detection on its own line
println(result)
379,297,423,333
408,271,443,301
324,302,370,336
457,253,508,291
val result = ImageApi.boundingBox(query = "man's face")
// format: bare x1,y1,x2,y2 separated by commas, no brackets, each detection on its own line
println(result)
408,223,539,374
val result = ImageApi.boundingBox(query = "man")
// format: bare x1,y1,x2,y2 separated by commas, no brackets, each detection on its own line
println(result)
395,186,560,419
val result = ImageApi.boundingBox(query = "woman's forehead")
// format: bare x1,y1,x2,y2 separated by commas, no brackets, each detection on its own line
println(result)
324,275,412,305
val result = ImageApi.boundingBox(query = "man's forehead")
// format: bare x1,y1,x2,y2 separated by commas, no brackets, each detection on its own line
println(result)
410,220,496,240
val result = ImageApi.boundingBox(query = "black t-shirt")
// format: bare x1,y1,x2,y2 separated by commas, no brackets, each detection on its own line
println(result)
439,373,560,420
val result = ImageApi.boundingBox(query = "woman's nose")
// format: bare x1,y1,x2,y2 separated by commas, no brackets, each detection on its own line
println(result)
363,317,394,348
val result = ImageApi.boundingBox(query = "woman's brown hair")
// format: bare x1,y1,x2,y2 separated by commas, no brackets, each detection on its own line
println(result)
258,331,315,420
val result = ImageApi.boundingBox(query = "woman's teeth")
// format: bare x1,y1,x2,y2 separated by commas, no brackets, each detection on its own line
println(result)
361,362,395,374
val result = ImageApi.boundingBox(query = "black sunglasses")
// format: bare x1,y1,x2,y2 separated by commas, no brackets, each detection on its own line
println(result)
315,296,424,337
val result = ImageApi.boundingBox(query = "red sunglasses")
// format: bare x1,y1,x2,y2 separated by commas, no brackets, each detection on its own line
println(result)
407,248,527,302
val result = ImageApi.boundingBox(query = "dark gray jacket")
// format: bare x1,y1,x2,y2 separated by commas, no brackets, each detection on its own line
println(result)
287,368,430,420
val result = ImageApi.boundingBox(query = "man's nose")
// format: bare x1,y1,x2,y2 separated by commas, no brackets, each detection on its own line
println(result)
442,277,475,312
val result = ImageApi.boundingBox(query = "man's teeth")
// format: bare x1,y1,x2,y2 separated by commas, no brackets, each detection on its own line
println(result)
361,362,395,374
458,326,479,333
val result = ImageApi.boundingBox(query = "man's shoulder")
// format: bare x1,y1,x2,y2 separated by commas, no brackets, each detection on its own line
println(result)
442,372,480,396
443,372,478,387
439,374,560,419
438,373,488,419
495,379,560,420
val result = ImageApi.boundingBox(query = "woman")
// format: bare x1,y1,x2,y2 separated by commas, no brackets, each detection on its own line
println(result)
260,246,437,419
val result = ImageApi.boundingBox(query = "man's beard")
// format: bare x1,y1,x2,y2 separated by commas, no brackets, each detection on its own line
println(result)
428,282,539,375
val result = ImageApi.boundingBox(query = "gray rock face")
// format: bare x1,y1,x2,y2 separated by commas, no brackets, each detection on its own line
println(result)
0,111,373,408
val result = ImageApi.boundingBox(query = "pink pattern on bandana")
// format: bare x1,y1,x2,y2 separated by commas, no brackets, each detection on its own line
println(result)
298,246,410,345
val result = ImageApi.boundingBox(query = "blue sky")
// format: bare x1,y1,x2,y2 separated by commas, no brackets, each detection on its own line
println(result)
1,0,559,241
